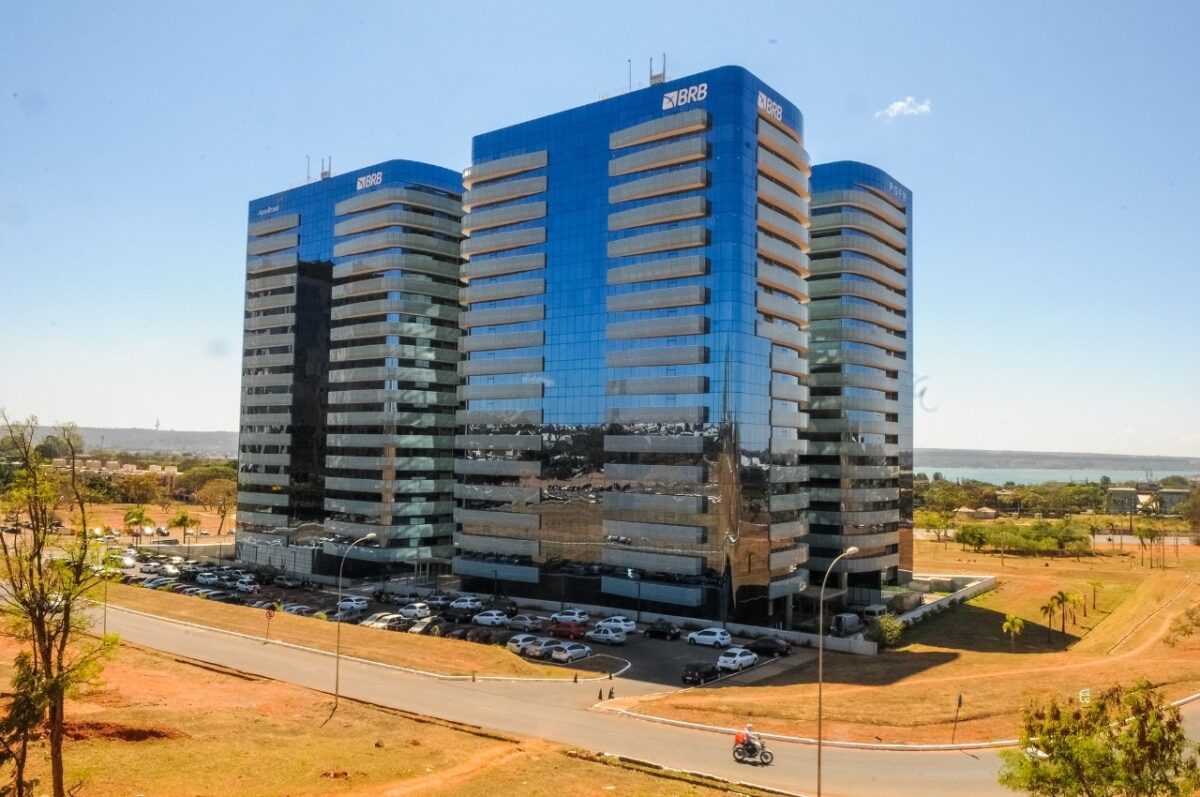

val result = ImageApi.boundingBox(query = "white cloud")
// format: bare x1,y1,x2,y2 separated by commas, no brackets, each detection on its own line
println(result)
875,96,932,120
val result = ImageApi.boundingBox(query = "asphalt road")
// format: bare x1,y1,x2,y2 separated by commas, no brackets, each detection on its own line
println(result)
105,605,1008,797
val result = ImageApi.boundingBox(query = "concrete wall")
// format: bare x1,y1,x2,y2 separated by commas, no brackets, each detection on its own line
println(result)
899,575,997,626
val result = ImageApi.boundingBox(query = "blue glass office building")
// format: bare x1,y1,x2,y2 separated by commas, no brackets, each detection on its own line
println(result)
455,66,815,624
238,160,463,571
806,162,914,604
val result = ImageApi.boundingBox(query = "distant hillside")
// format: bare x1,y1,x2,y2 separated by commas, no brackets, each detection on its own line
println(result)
915,448,1200,472
35,427,237,458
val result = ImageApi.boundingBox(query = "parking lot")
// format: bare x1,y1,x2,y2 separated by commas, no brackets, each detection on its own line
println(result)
108,548,811,684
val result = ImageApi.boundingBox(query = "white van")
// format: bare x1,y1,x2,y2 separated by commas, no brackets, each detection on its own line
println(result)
863,604,889,620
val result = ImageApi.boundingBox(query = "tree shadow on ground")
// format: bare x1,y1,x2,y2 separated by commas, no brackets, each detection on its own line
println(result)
756,648,963,688
902,602,1080,653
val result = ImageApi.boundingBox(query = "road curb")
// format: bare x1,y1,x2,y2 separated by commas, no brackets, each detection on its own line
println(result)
103,603,628,682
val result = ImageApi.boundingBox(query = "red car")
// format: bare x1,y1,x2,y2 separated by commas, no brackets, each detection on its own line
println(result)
549,620,587,640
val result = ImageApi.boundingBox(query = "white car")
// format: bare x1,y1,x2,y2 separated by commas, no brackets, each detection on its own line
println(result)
338,596,369,611
506,633,540,655
235,579,260,594
550,608,590,624
472,610,510,627
717,647,759,672
594,616,637,634
399,602,432,619
585,627,627,645
551,642,592,663
687,627,732,648
449,596,482,611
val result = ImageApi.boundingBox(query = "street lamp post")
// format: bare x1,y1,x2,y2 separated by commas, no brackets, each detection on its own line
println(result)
333,532,377,713
817,545,859,797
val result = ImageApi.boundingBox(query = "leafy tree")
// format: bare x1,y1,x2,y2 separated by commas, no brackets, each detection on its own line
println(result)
957,523,987,552
195,478,236,534
177,462,237,496
998,680,1200,796
0,413,115,797
32,434,70,461
1002,614,1024,653
118,473,160,505
1178,489,1200,536
915,509,955,545
865,613,904,648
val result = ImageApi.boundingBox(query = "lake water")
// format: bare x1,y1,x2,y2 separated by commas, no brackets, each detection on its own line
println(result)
914,467,1198,485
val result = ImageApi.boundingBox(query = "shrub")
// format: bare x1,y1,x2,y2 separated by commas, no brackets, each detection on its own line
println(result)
866,613,904,648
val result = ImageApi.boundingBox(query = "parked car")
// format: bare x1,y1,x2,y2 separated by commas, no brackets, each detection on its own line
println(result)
594,616,637,634
550,608,589,624
484,597,519,617
551,642,592,663
466,627,494,644
329,609,365,624
235,580,261,595
195,571,219,586
282,603,313,615
506,633,540,655
643,619,682,640
585,627,627,646
399,602,432,620
681,661,720,685
687,627,732,648
360,612,402,629
525,638,567,660
382,616,413,631
507,614,543,632
449,596,482,611
140,563,162,574
716,647,759,672
204,590,233,602
424,594,452,610
444,627,471,640
745,636,792,658
273,576,302,589
337,596,369,611
181,587,205,597
549,620,587,640
472,610,510,627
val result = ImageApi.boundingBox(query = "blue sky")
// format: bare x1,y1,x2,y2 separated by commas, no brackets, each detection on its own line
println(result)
2,2,1197,456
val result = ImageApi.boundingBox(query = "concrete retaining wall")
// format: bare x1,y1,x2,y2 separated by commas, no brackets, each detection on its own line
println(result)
900,575,997,626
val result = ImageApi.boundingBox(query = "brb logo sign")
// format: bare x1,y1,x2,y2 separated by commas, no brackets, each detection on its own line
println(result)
662,83,708,111
356,171,383,191
757,91,783,122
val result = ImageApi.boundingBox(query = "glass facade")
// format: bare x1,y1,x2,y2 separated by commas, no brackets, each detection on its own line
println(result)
238,160,463,567
805,161,914,604
456,67,815,624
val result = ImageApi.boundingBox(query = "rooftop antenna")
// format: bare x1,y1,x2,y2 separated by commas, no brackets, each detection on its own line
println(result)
628,59,632,92
320,156,331,180
306,155,311,182
650,53,667,85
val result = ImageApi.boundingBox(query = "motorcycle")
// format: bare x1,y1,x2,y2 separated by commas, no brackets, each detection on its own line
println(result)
732,741,773,765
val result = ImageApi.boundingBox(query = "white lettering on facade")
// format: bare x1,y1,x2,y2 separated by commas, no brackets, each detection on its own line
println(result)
662,83,708,111
256,204,279,217
757,91,783,122
356,171,383,191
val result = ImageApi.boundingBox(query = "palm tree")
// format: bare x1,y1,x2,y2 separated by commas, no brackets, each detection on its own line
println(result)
1067,592,1084,625
1087,579,1103,610
1001,614,1025,653
1053,590,1070,635
168,508,199,540
1040,602,1055,641
123,505,153,544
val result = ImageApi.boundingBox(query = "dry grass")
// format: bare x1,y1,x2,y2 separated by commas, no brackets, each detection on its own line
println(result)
632,539,1200,743
4,639,769,797
105,583,569,679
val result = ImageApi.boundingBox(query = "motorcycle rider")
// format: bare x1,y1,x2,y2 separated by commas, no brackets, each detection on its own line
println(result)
742,723,762,756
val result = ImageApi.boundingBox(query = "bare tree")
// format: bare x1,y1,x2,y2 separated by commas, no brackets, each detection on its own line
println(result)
0,413,115,797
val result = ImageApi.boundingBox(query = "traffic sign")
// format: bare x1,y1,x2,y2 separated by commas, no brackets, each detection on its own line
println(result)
1078,688,1091,705
266,609,275,620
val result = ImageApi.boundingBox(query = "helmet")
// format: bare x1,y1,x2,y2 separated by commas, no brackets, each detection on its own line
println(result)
746,723,754,731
